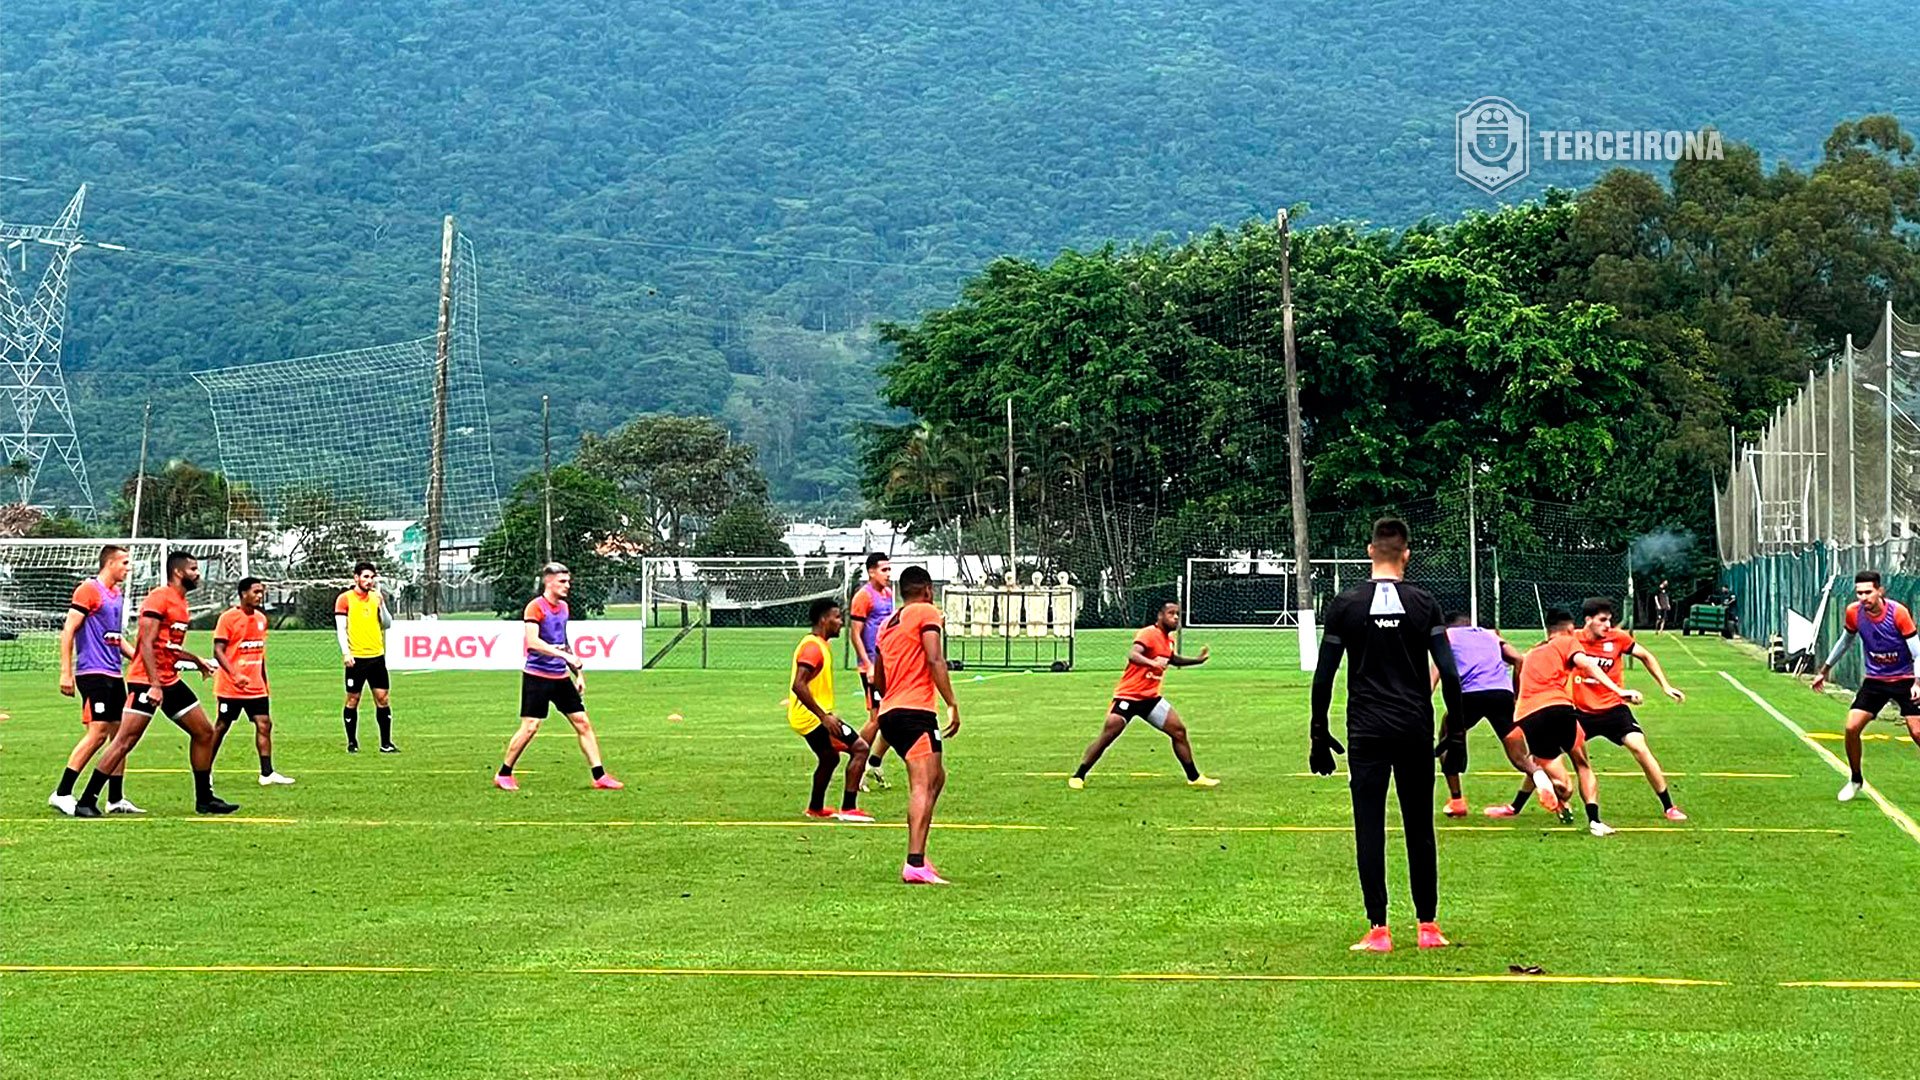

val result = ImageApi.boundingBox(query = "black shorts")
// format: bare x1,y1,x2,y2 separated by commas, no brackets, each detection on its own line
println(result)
1448,690,1516,740
1578,705,1643,745
878,708,942,759
1110,696,1172,731
344,655,390,694
1518,704,1581,759
216,696,271,723
802,718,859,755
1851,678,1920,719
126,681,201,720
859,673,881,711
520,672,584,718
75,674,126,724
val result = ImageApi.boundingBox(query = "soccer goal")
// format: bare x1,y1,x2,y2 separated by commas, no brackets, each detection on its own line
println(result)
0,538,250,671
1181,556,1372,628
941,572,1079,672
640,556,857,669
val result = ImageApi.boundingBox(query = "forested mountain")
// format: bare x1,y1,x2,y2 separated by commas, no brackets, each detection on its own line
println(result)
4,0,1917,513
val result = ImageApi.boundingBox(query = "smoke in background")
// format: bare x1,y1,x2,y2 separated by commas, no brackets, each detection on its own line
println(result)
1630,529,1695,577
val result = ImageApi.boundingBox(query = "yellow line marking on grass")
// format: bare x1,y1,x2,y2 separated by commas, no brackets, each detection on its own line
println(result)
1781,980,1920,990
1720,671,1920,848
0,964,1726,987
0,817,1055,831
1805,731,1904,742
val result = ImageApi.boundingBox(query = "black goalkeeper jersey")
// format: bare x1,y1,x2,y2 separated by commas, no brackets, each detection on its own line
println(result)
1322,577,1447,740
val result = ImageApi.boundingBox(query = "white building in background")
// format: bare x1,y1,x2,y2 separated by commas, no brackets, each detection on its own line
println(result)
779,519,1043,586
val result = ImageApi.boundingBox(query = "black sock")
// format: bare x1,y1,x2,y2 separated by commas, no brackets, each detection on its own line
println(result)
1073,762,1092,780
841,788,858,811
1179,758,1201,782
591,764,606,780
108,774,125,803
1511,789,1532,811
870,748,885,769
1656,787,1673,810
260,756,273,777
80,769,110,807
56,767,80,797
1585,802,1601,824
193,769,213,802
1852,769,1864,784
344,707,359,744
498,763,513,777
907,852,926,867
376,706,393,746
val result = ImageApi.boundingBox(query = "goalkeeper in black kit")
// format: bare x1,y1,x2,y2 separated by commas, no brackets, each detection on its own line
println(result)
1309,518,1465,953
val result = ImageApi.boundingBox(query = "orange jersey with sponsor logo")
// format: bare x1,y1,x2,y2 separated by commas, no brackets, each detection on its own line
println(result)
877,601,945,714
214,606,270,698
1114,624,1173,700
1572,628,1635,712
1515,634,1582,720
127,586,192,687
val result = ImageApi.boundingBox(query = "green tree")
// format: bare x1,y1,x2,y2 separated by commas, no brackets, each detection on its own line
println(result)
475,466,629,617
114,460,240,539
575,415,769,552
692,498,789,557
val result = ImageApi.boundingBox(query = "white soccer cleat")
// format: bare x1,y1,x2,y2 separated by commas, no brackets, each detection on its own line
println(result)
47,792,78,817
1588,820,1616,837
1839,781,1863,802
106,798,146,815
258,772,296,786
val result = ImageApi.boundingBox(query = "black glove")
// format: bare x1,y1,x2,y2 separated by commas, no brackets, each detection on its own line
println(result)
1309,729,1345,776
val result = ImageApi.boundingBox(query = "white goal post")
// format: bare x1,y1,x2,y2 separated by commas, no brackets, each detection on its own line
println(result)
0,538,251,670
638,556,859,668
1180,556,1372,628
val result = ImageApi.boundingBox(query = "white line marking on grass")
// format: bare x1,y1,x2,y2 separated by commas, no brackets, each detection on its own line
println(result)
1164,825,1845,835
1719,670,1920,847
1781,980,1920,990
1669,634,1710,668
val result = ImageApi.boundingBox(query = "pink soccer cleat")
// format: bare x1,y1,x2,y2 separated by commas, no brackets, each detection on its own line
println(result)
1483,804,1518,818
901,862,950,885
493,775,519,792
592,774,624,790
834,808,874,822
1664,806,1689,822
1417,921,1451,949
802,808,837,819
1536,787,1564,815
1443,797,1470,818
1349,926,1392,952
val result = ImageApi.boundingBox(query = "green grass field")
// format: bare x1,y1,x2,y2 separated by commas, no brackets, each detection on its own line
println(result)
4,629,1920,1078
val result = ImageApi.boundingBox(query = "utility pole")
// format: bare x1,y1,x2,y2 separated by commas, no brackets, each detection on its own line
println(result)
1005,396,1017,578
129,401,151,539
422,215,454,617
1279,208,1315,671
542,394,554,565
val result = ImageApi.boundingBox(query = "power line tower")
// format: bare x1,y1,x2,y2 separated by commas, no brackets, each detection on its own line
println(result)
0,185,94,511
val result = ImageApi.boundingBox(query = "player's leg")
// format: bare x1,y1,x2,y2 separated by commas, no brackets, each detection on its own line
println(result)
342,673,363,752
1155,705,1216,787
1390,740,1447,946
1619,729,1679,817
167,696,237,814
210,701,237,761
1841,707,1874,799
77,706,155,816
1070,708,1129,788
1437,711,1466,802
897,720,948,884
858,677,890,790
1567,734,1608,834
837,727,871,817
254,704,291,784
52,720,112,812
801,726,840,816
1346,743,1394,950
371,669,396,751
564,710,621,789
497,716,542,790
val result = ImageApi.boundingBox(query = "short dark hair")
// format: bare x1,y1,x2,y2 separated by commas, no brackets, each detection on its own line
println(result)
1857,570,1884,587
354,561,378,576
865,551,890,571
1370,517,1410,557
1158,600,1180,616
236,576,263,594
898,565,934,598
1581,597,1617,619
1445,611,1471,625
165,551,196,578
808,596,842,625
97,544,126,568
1545,608,1575,630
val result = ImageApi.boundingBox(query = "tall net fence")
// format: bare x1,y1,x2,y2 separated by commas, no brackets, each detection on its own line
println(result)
0,538,250,671
1717,305,1920,690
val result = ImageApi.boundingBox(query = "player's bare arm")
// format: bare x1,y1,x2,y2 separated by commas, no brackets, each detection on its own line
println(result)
925,625,961,737
851,615,872,672
56,607,84,696
522,622,580,670
1630,643,1685,702
791,660,835,725
1168,645,1209,667
1573,652,1641,703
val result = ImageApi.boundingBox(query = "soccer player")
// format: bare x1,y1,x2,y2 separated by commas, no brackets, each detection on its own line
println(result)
1568,597,1687,828
1309,518,1464,952
1431,613,1554,817
75,551,238,816
49,544,140,816
494,563,623,792
1654,580,1673,632
1068,600,1218,789
869,565,960,885
1811,570,1920,801
1494,609,1642,836
336,561,397,753
850,552,895,790
210,577,294,786
789,597,874,821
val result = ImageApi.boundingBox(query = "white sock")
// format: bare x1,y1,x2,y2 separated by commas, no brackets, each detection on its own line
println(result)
1530,768,1554,795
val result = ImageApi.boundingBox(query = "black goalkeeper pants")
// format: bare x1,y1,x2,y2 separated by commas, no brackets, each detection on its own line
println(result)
1348,735,1438,925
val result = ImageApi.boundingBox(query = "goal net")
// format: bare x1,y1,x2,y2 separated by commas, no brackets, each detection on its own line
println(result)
1182,556,1373,628
640,556,857,669
0,538,251,671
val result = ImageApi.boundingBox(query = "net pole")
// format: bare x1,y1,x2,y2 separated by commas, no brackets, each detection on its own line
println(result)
1467,461,1479,625
1827,358,1836,547
542,394,554,565
1887,302,1896,543
1278,208,1315,671
1005,396,1016,577
128,400,151,540
1848,336,1858,550
422,215,454,617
